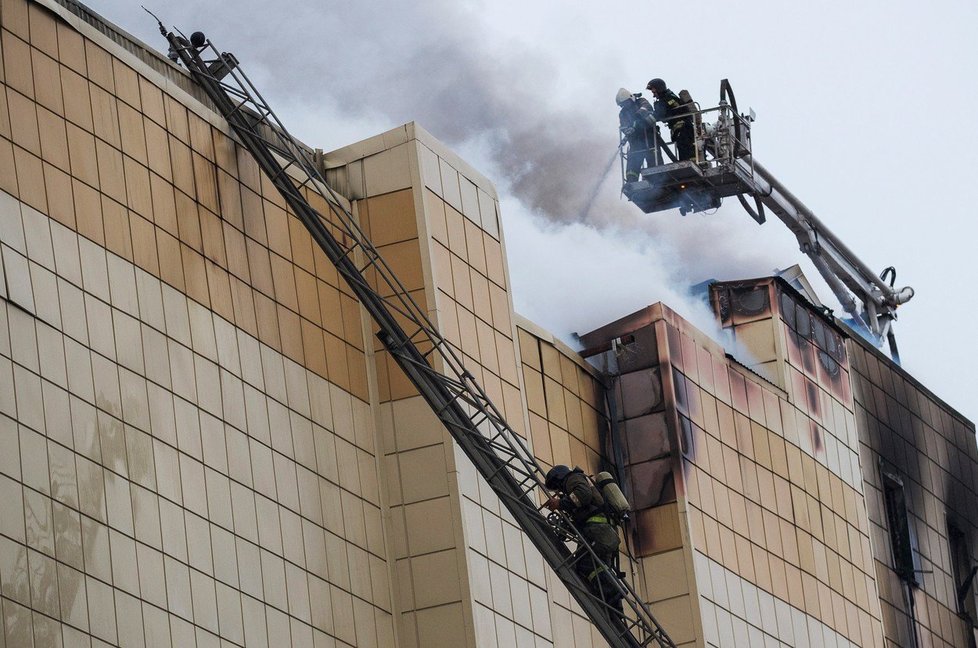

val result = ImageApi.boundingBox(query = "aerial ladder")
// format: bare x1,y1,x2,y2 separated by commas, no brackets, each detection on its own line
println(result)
621,80,914,361
158,25,676,648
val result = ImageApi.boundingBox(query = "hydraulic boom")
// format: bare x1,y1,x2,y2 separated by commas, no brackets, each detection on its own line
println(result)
622,80,914,360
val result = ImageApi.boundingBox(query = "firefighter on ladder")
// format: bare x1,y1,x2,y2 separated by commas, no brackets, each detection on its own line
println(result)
545,465,625,612
647,78,695,162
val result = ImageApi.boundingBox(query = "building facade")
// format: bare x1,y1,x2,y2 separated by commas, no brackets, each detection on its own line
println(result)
579,279,978,647
0,1,616,645
0,1,975,647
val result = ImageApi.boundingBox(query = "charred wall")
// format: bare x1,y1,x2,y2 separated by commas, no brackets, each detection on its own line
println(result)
580,305,685,559
702,279,885,646
579,277,977,648
849,337,978,648
611,322,682,557
581,304,702,645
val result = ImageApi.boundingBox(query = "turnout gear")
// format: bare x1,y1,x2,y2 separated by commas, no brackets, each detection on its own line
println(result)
546,466,624,612
650,84,695,162
549,467,606,527
617,89,659,182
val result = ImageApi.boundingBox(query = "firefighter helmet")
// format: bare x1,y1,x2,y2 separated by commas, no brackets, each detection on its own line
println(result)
647,78,667,92
545,465,572,490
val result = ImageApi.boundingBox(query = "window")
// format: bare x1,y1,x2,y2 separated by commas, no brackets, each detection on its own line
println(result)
949,521,978,621
881,468,920,586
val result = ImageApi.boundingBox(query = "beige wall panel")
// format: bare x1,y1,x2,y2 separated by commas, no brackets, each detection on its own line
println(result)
13,145,45,213
3,31,34,97
0,6,393,648
31,47,61,114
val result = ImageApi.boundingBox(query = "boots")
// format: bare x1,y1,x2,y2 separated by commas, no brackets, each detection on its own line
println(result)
595,569,625,613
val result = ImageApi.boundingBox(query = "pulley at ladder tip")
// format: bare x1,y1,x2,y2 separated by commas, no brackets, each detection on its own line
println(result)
190,31,207,48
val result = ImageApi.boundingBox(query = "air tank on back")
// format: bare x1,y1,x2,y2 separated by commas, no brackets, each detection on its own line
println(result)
595,471,631,520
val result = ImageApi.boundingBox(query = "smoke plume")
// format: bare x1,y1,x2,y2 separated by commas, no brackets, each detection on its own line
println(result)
108,0,788,335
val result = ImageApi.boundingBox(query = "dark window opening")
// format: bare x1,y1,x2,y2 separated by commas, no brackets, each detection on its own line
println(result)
777,287,847,365
881,469,920,586
949,522,978,622
678,415,693,458
813,318,827,349
825,328,844,363
716,288,731,323
795,307,812,339
731,286,769,317
817,350,841,377
779,291,795,328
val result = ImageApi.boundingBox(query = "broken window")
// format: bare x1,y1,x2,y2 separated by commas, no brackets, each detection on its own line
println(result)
881,468,920,586
731,285,769,318
949,521,978,621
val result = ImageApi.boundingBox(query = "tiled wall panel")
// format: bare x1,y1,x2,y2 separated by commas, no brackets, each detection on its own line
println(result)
0,1,393,646
329,127,570,646
517,320,618,647
701,282,885,647
0,198,394,646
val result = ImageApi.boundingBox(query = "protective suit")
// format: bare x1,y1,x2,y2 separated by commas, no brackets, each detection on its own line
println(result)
650,83,695,162
546,466,623,611
617,88,658,182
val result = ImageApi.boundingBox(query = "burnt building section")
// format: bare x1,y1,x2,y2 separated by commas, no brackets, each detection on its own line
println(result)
582,304,719,646
711,276,978,647
849,335,978,647
581,287,888,647
712,278,854,463
581,275,977,647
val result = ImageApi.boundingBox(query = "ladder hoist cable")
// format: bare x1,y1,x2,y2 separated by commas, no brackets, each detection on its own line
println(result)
161,26,677,648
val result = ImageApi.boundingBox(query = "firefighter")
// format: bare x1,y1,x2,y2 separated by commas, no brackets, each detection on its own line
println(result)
544,464,624,611
647,78,695,162
616,88,658,182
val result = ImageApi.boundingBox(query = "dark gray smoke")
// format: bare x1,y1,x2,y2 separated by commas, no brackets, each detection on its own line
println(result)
264,6,619,228
100,0,783,282
387,44,613,224
241,2,781,280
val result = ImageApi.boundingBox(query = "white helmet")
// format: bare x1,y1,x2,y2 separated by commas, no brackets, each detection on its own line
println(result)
615,88,633,106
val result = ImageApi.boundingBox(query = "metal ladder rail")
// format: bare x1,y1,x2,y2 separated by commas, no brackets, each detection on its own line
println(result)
164,30,676,648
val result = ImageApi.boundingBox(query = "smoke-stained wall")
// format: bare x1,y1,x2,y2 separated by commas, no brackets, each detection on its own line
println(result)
849,338,978,648
713,276,978,647
580,282,892,648
6,3,976,648
0,3,642,646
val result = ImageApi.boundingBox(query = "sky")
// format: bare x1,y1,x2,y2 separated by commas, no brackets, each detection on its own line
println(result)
83,0,978,425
